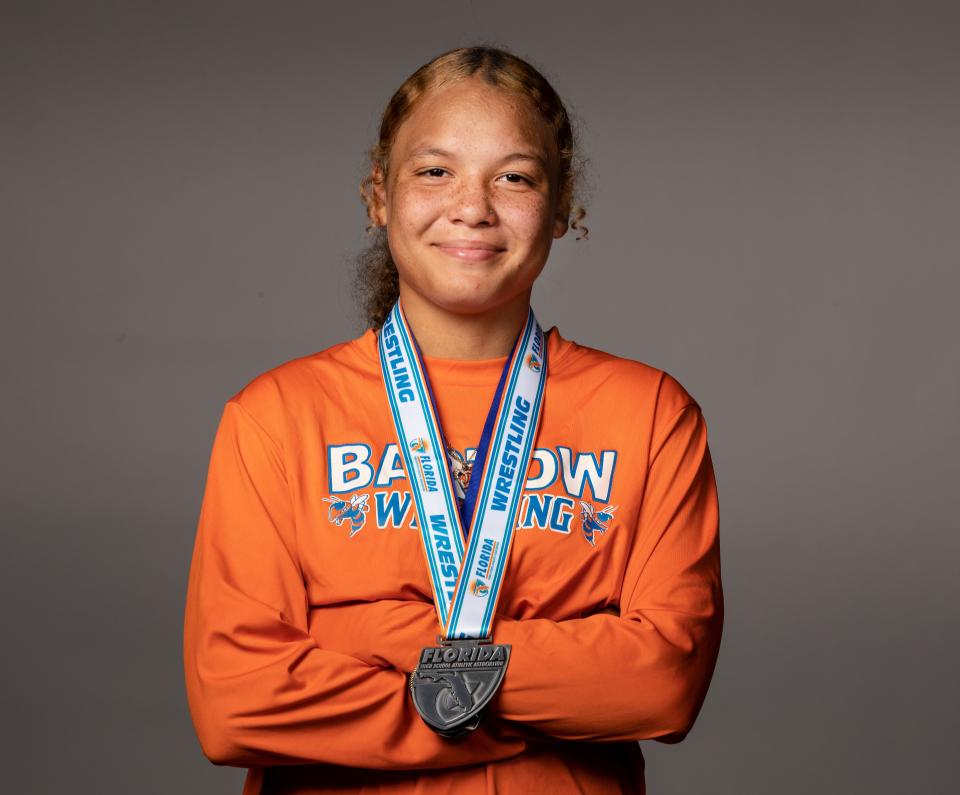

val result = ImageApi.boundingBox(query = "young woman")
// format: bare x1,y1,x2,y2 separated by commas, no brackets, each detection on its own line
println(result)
184,46,723,795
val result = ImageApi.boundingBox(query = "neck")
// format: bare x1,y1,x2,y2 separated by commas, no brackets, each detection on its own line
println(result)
396,287,532,360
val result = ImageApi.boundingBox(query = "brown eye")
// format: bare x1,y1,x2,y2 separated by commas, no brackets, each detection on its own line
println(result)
420,168,448,178
501,173,531,184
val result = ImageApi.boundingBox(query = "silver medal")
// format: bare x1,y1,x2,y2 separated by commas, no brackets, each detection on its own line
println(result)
410,639,511,737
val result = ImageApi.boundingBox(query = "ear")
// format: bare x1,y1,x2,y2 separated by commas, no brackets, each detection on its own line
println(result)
371,163,388,227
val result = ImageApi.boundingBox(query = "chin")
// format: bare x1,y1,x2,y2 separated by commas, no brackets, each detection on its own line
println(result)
430,292,513,317
413,279,523,316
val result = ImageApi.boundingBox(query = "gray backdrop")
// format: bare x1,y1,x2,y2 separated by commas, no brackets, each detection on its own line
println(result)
2,1,957,793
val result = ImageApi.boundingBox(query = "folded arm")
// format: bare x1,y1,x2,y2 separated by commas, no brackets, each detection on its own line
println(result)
307,404,724,743
183,401,529,768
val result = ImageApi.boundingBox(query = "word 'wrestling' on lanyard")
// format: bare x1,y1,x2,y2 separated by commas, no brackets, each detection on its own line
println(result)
378,301,547,735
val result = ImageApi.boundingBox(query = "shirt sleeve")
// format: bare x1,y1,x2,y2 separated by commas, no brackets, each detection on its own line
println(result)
497,402,723,741
183,400,530,769
303,402,724,743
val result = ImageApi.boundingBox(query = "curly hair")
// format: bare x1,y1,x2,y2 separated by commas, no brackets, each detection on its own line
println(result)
353,45,590,330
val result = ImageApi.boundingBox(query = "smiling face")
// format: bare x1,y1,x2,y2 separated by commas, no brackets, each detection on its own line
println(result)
371,76,569,318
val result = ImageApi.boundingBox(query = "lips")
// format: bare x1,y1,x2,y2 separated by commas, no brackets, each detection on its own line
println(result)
433,240,506,262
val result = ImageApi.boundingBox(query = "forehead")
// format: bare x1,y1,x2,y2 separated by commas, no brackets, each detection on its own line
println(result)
391,77,556,162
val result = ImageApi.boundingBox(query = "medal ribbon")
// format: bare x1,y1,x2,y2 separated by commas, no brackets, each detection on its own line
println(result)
378,301,547,640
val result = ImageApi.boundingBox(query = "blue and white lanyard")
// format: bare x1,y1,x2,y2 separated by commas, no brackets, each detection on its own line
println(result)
378,302,547,640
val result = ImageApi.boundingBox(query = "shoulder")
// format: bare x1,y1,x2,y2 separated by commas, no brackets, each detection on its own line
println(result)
548,328,701,420
221,330,379,444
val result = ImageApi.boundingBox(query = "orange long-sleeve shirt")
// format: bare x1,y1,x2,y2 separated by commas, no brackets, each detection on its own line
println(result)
183,325,723,794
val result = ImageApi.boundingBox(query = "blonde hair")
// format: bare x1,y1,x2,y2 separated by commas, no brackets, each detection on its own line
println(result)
354,45,589,329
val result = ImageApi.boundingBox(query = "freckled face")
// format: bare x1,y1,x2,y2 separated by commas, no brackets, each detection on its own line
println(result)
373,77,568,316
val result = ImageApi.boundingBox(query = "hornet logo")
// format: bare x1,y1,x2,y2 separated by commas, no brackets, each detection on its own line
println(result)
447,447,476,500
323,493,370,537
579,501,618,546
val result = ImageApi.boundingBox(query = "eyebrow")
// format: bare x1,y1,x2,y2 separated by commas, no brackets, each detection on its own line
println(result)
407,146,547,170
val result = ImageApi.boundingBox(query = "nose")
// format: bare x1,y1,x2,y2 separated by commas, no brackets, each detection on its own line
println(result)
448,176,496,226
